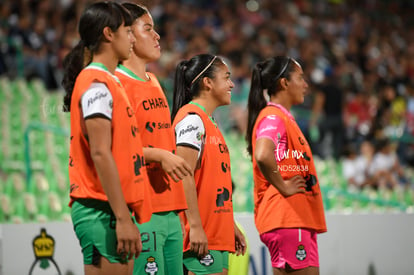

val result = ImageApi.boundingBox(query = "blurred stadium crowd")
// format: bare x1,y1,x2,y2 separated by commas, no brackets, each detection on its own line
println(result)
1,0,414,219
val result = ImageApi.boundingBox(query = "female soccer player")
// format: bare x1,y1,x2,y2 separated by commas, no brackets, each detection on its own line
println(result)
62,2,151,274
171,54,246,275
245,56,327,275
116,3,191,275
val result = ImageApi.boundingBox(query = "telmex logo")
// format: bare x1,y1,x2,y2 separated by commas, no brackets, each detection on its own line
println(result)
275,143,309,162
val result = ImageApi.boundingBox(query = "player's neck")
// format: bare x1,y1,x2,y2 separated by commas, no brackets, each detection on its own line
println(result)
269,94,292,111
191,97,216,117
123,54,149,81
92,52,118,74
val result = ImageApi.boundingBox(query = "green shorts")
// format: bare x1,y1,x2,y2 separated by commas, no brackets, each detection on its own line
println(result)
71,199,134,265
183,250,229,275
133,211,183,275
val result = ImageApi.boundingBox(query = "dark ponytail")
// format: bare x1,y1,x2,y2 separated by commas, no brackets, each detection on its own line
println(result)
171,54,223,121
171,60,192,121
246,63,267,156
61,1,133,112
245,56,294,156
62,41,88,112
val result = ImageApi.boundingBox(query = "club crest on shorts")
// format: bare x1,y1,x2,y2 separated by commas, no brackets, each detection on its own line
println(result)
199,253,214,266
296,244,307,261
145,256,158,275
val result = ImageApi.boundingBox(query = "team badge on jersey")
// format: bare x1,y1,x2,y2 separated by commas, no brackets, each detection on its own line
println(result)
296,244,307,261
199,253,214,266
196,131,202,140
145,256,159,275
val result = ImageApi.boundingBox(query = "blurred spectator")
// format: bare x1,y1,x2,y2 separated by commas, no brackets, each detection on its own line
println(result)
310,63,346,160
342,141,375,191
368,138,408,190
370,84,406,140
344,91,377,146
22,14,58,89
401,82,414,166
0,2,11,74
1,0,86,89
406,83,414,137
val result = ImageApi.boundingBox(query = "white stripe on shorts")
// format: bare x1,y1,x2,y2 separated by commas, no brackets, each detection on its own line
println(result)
298,228,302,242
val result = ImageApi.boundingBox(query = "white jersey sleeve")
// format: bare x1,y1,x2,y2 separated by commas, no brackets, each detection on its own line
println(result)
175,114,205,155
80,82,113,120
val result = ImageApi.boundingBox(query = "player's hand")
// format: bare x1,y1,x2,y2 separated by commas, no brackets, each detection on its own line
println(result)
116,218,142,260
189,224,209,258
280,175,307,197
160,151,193,182
234,224,247,256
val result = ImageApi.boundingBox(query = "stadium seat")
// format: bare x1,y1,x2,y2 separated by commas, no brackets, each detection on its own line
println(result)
47,192,63,221
404,189,414,205
23,192,38,222
4,173,26,198
29,172,50,200
54,171,69,198
0,194,12,222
